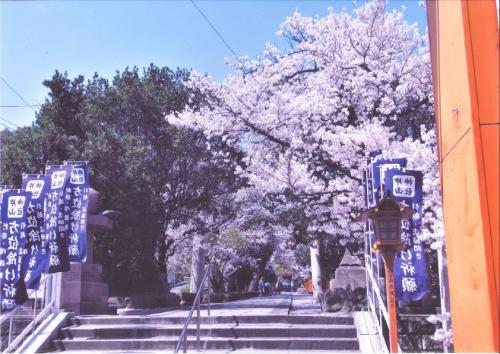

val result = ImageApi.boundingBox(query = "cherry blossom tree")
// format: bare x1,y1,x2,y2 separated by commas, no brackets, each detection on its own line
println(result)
167,0,438,295
165,187,283,292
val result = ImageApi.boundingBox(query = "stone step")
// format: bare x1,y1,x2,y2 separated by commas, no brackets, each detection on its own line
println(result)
59,351,358,354
60,323,358,339
45,295,362,352
52,336,360,351
70,314,354,326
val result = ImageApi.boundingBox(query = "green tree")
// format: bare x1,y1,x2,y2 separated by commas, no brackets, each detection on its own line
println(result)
1,65,244,295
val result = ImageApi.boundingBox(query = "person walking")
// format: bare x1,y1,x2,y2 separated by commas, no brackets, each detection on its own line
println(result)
258,277,265,296
275,279,283,295
265,281,273,296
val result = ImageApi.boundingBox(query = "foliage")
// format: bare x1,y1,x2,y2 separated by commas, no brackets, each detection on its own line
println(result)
1,65,243,295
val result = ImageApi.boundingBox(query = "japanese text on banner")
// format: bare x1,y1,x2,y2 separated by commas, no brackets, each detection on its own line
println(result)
64,163,89,262
0,190,31,312
21,174,50,289
44,165,72,273
384,169,429,301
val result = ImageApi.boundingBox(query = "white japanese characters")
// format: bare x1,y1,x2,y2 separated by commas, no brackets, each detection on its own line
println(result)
26,179,45,199
70,167,86,185
64,164,89,262
50,171,67,189
7,196,26,219
392,175,416,198
0,191,30,312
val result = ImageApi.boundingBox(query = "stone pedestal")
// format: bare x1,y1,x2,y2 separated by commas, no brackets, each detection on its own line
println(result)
330,250,366,290
50,189,113,314
53,262,109,314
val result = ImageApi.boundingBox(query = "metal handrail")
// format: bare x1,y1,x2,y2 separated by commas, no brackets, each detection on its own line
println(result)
5,300,55,353
3,274,54,352
0,306,21,327
174,264,211,353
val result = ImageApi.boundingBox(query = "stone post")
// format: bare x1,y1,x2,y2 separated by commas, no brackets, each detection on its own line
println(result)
310,238,322,300
190,243,208,293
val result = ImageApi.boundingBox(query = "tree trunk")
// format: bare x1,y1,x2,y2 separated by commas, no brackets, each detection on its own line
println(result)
248,274,259,292
210,263,225,293
310,238,322,300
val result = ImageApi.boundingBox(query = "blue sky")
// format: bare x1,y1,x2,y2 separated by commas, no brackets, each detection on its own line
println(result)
0,0,427,128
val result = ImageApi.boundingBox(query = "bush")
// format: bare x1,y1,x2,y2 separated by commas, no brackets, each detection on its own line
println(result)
203,293,224,303
180,292,196,306
319,287,366,312
224,292,259,302
108,293,180,309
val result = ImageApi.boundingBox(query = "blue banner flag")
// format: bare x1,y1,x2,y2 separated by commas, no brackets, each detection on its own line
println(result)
366,156,407,266
21,174,50,289
365,152,383,208
363,170,369,209
369,150,382,159
0,186,13,221
0,190,31,312
384,169,429,301
44,165,72,273
63,163,90,262
370,158,407,204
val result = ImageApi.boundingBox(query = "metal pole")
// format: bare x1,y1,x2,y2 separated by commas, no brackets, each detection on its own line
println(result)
207,264,211,316
382,249,399,353
183,332,187,353
437,245,452,353
8,314,14,347
0,131,3,183
44,274,52,309
34,290,38,318
196,287,201,351
32,288,39,334
44,277,48,309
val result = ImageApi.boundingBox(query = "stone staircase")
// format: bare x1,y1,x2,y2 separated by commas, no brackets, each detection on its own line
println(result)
48,313,360,352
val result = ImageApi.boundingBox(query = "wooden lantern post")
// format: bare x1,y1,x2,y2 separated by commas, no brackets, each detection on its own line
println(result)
362,196,414,353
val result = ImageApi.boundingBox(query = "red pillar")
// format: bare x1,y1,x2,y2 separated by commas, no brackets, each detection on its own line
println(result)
381,249,399,353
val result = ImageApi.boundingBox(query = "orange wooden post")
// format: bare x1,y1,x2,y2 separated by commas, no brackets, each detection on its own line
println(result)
381,249,399,353
362,197,412,353
426,0,499,351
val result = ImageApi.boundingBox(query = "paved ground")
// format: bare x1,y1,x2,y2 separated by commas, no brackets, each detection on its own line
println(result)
289,294,322,315
117,293,325,318
61,350,357,353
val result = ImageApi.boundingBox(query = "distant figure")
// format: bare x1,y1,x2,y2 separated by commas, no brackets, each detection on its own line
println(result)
275,279,283,294
258,277,265,296
264,282,271,296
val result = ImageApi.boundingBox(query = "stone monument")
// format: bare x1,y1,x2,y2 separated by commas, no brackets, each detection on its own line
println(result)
320,249,367,312
329,249,366,291
52,188,113,314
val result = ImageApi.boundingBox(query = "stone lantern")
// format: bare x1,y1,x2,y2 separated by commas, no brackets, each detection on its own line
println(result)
361,195,414,353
